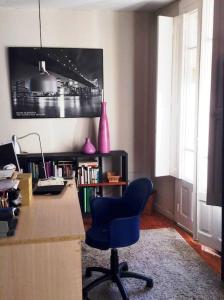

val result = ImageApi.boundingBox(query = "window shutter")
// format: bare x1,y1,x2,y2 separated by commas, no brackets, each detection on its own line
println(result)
155,16,174,177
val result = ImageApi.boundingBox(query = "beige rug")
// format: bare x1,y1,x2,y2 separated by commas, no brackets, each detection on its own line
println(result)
82,228,224,299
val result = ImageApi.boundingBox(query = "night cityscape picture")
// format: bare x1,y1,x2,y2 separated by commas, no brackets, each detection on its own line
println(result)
8,47,103,118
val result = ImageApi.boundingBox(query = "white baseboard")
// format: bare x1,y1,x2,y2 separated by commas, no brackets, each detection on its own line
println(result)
154,203,174,221
176,222,192,235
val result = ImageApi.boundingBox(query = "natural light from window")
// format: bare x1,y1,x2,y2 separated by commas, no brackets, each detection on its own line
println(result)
179,9,198,183
197,0,214,194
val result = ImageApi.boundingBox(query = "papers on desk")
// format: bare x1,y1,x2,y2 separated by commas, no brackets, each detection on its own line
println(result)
37,178,64,187
0,179,20,192
0,170,18,190
0,170,14,180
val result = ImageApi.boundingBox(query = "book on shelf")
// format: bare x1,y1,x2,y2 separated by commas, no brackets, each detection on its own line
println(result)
79,187,97,214
77,166,99,185
78,160,98,168
27,160,75,180
28,161,44,179
57,161,73,178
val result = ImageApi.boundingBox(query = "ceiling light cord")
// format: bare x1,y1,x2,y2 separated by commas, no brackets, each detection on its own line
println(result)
38,0,42,48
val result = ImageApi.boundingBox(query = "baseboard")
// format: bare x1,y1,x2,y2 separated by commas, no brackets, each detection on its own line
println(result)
175,222,192,235
154,203,174,221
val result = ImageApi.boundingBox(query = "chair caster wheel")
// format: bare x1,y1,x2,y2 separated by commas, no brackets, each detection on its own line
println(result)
120,262,128,272
146,279,153,288
83,291,90,300
122,263,128,271
85,269,92,278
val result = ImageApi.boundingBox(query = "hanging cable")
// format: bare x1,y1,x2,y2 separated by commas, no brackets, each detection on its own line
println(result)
38,0,42,48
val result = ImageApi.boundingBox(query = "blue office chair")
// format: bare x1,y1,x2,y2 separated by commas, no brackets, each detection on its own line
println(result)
83,178,153,300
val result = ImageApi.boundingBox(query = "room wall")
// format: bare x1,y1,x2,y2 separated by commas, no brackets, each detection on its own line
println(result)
0,8,153,180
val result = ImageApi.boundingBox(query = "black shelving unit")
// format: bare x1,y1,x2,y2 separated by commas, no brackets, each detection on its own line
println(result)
18,150,128,214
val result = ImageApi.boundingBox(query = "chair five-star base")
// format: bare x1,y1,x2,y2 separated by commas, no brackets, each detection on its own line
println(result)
83,248,153,300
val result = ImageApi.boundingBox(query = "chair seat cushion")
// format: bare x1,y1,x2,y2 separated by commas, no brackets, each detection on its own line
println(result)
86,225,110,250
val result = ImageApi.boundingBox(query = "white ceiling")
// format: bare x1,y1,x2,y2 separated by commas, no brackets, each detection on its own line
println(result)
0,0,175,11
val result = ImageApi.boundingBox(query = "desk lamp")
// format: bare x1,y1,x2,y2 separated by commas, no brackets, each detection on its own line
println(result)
12,133,47,179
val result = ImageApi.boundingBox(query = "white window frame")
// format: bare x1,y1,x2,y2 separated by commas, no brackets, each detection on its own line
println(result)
155,0,202,181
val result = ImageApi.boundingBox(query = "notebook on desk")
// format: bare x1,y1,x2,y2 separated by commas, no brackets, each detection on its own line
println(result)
33,179,67,195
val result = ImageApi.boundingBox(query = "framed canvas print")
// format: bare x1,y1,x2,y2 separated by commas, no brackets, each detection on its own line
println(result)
8,47,103,118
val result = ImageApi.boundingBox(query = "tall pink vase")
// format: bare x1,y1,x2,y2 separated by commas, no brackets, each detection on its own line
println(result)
98,101,110,153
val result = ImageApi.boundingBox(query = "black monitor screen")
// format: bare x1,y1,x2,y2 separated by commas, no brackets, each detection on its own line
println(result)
0,142,20,171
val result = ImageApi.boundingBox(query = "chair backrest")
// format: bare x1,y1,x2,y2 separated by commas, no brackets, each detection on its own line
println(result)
122,178,153,216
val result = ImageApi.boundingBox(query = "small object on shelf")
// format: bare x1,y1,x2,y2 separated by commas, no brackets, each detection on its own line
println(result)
82,137,96,154
107,172,120,183
98,101,110,153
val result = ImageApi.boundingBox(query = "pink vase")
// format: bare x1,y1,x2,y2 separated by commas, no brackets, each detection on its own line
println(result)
98,101,110,153
82,137,96,154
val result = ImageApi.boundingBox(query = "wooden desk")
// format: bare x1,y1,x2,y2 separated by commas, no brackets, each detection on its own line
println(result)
0,181,85,300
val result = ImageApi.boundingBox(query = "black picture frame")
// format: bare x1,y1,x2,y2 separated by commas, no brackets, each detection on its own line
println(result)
8,47,103,119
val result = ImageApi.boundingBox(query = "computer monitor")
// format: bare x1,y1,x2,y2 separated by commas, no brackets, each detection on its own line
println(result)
0,142,20,171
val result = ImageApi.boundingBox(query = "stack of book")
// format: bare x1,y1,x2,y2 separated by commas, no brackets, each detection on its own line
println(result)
77,160,100,185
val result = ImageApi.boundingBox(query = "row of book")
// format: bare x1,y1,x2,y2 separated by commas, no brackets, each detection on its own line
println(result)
78,160,100,214
79,187,98,214
27,161,75,179
77,167,100,185
77,160,100,185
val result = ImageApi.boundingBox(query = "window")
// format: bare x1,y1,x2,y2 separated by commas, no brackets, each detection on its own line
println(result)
179,9,198,183
155,2,212,185
155,10,199,182
197,0,214,195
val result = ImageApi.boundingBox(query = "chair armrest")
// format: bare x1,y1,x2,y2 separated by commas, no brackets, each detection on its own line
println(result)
90,196,123,226
109,215,140,248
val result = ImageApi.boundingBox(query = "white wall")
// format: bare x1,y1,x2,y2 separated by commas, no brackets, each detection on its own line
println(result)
0,8,154,180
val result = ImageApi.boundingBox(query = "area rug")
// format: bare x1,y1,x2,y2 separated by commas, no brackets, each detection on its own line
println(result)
82,228,224,299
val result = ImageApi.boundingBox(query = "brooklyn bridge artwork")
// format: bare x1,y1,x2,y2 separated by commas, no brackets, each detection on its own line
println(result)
8,47,103,118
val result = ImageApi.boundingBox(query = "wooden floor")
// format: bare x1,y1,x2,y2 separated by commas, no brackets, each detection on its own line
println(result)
84,212,221,274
